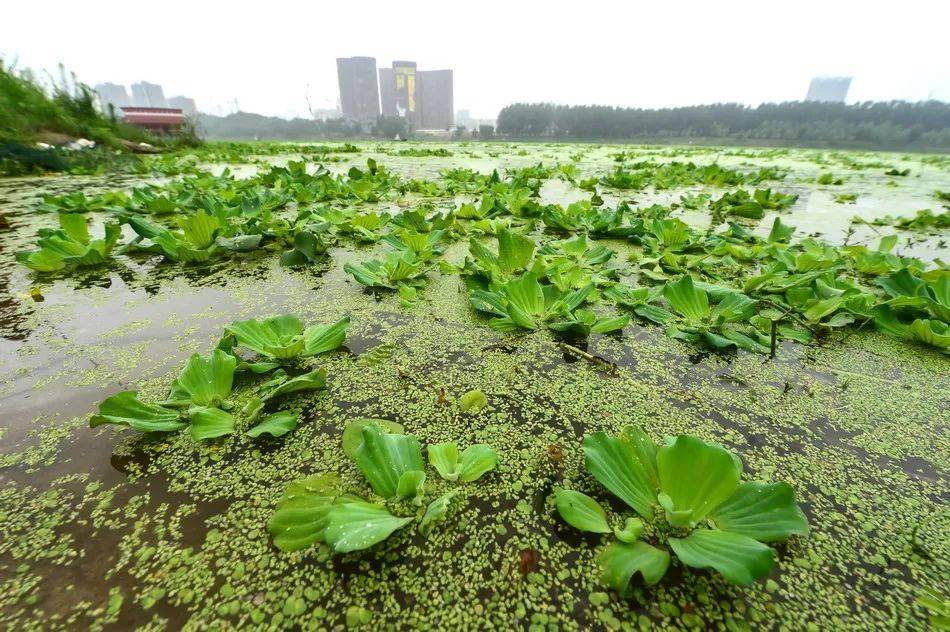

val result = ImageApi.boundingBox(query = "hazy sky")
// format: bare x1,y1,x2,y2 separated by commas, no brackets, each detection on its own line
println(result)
3,0,949,119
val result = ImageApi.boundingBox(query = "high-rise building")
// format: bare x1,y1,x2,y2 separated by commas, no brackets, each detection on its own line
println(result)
418,70,453,130
336,56,381,122
392,61,420,129
94,83,130,113
805,77,852,103
167,96,197,116
131,81,167,108
378,67,397,117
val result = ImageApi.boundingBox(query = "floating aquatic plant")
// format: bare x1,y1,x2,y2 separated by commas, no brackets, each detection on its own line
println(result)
17,214,121,272
555,427,808,591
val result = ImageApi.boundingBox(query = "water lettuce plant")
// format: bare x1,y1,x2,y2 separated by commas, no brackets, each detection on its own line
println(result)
17,214,121,272
344,251,428,290
555,427,808,591
89,316,344,441
223,314,350,361
268,421,498,553
662,276,768,353
469,272,623,334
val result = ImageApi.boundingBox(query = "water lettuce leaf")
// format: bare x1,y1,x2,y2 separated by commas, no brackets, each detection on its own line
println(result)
582,431,657,519
189,406,235,441
321,498,413,553
656,435,741,528
615,517,644,543
90,391,185,432
353,423,424,498
553,488,611,533
302,315,350,356
169,349,236,407
342,418,405,460
268,474,339,552
427,442,460,481
709,481,810,542
419,491,458,535
457,444,498,482
396,470,426,502
458,389,488,412
262,368,327,401
599,541,670,593
226,315,305,359
668,529,775,585
247,411,299,438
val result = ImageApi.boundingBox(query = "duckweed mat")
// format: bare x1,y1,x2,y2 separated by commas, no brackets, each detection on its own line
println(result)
0,141,947,630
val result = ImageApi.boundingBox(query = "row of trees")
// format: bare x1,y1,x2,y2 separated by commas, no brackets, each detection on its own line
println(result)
495,101,950,150
197,113,416,141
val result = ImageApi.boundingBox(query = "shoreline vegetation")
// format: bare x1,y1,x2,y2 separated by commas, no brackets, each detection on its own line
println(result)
495,102,950,152
0,60,199,176
3,59,949,179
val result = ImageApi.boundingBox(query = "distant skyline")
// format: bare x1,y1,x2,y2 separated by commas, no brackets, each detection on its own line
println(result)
2,0,949,120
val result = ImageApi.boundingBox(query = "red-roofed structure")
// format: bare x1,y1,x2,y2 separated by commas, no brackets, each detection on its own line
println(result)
120,107,184,132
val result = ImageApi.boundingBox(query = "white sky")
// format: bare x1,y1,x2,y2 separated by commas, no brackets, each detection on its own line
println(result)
3,0,949,120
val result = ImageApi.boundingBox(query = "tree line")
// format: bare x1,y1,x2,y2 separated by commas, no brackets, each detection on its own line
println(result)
495,101,950,150
196,112,413,141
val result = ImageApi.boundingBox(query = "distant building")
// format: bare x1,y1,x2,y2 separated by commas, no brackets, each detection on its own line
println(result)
167,96,197,116
456,109,473,128
120,107,183,133
131,82,167,108
336,56,381,122
805,77,852,103
392,61,420,129
418,70,453,130
94,83,131,114
378,67,397,117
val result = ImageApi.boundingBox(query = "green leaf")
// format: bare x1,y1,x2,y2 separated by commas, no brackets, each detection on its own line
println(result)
459,389,488,412
268,474,339,552
709,482,809,542
620,427,659,490
241,397,265,426
615,517,644,543
656,435,741,528
663,276,710,323
427,442,460,481
171,349,236,407
767,217,795,243
553,488,611,533
189,407,235,441
342,418,405,460
353,423,424,498
497,228,536,274
215,234,262,252
263,368,327,401
322,498,413,553
225,315,305,359
396,470,426,502
803,296,844,322
503,273,546,329
599,541,671,593
302,315,350,356
909,318,950,350
457,444,498,482
582,431,657,519
90,391,185,432
180,210,220,248
668,529,775,585
247,411,299,438
419,491,458,535
59,213,90,243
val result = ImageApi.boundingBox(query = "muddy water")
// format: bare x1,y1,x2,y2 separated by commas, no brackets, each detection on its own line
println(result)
0,142,948,630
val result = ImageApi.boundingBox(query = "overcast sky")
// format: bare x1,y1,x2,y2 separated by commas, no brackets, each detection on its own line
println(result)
3,0,949,120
